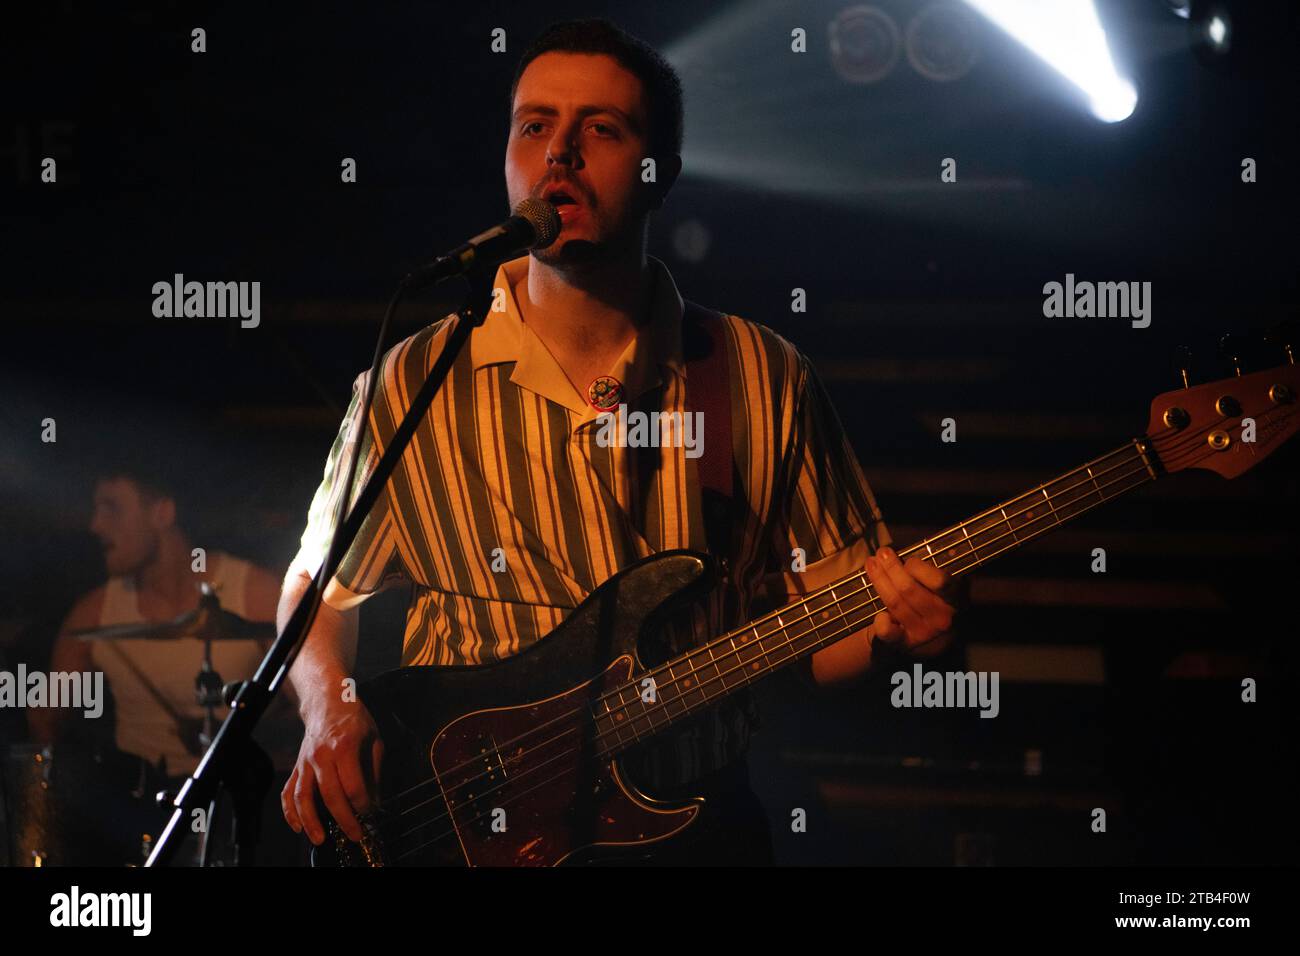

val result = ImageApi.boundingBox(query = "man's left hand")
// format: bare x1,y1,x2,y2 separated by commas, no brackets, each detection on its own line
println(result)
864,546,956,655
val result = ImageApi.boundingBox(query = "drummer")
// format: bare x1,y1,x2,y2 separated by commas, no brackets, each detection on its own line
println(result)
28,451,286,800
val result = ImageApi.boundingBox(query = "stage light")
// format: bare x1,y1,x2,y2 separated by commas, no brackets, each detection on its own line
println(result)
906,1,983,83
1185,2,1238,67
962,0,1137,122
1089,76,1138,123
1204,12,1230,51
828,5,903,85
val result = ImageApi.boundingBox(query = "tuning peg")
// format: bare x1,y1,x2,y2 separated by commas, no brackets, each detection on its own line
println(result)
1264,319,1297,365
1218,332,1247,377
1172,344,1193,388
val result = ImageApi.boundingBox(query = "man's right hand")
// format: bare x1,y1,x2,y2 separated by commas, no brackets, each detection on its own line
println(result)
281,699,384,846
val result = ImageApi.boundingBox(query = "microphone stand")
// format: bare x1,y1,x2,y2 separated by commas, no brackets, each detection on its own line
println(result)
146,271,483,867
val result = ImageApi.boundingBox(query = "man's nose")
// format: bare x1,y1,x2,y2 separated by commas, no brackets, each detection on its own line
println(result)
546,127,580,168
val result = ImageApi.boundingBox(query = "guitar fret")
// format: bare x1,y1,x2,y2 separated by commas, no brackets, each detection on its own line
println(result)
662,663,683,721
1041,487,1061,525
760,616,780,676
1000,506,1018,543
701,642,720,695
614,686,642,744
725,635,742,692
1086,465,1103,500
678,654,704,710
1133,438,1157,480
756,619,784,668
792,600,815,659
601,696,621,750
815,585,839,652
626,683,653,741
815,586,836,647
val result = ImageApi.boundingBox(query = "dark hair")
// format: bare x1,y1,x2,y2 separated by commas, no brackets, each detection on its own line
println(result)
90,430,190,522
509,18,684,159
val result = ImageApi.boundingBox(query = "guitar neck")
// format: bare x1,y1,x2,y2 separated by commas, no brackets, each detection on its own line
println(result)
594,436,1160,757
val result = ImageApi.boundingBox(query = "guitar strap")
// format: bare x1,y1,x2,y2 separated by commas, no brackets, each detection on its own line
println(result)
681,301,735,562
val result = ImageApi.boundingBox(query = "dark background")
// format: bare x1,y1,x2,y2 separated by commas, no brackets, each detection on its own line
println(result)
1,0,1297,865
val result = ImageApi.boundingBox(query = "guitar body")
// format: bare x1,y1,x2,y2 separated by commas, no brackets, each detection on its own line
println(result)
311,549,718,866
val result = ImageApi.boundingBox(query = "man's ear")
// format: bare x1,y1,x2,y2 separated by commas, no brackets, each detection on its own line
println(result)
648,153,683,210
150,496,177,531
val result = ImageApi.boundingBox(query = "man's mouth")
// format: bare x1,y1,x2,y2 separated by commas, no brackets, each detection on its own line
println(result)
548,195,584,224
542,182,584,204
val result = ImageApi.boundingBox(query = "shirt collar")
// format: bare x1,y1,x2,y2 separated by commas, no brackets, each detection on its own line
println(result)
470,254,687,426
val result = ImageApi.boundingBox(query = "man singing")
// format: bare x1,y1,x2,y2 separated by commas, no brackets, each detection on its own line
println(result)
280,18,956,865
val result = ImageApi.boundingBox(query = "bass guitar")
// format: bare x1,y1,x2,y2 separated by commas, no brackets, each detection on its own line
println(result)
311,360,1297,866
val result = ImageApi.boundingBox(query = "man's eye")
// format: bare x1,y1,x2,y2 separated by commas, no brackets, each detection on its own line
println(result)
522,121,545,136
590,123,618,137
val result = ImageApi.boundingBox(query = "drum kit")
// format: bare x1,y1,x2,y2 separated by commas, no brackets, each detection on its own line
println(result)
1,585,295,867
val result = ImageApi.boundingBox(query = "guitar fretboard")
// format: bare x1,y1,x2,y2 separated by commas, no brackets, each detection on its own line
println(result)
591,437,1158,757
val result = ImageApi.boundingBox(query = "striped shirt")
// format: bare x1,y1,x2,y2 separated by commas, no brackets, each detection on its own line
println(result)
291,254,892,788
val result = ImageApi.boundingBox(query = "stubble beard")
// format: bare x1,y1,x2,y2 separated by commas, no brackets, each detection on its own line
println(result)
532,210,650,279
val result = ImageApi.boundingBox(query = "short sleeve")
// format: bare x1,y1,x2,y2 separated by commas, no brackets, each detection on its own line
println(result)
766,354,892,599
287,370,400,610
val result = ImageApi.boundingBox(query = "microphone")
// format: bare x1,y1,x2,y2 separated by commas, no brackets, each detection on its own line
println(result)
401,197,562,291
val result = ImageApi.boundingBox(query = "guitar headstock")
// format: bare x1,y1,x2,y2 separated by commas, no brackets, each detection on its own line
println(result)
1145,362,1298,478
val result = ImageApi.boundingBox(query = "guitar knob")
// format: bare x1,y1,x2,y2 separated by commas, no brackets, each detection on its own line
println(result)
1264,319,1297,366
1218,332,1247,377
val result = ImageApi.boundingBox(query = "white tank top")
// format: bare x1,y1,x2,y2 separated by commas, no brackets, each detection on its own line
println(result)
89,551,268,776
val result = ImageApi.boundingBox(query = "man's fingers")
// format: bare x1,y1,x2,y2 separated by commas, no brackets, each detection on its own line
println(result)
281,767,302,834
868,552,925,635
334,743,375,817
313,757,364,844
872,608,904,644
869,548,955,644
904,554,950,593
292,761,326,845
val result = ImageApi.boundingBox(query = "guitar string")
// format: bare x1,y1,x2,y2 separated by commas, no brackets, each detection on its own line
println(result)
377,439,1149,815
377,422,1222,834
545,417,1225,741
409,396,1281,856
379,453,1175,853
374,438,1160,820
602,422,1230,741
356,412,1248,856
385,457,1168,861
382,418,1229,816
380,426,1224,849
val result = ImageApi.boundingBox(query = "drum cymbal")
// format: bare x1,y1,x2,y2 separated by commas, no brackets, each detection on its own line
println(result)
69,590,274,643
